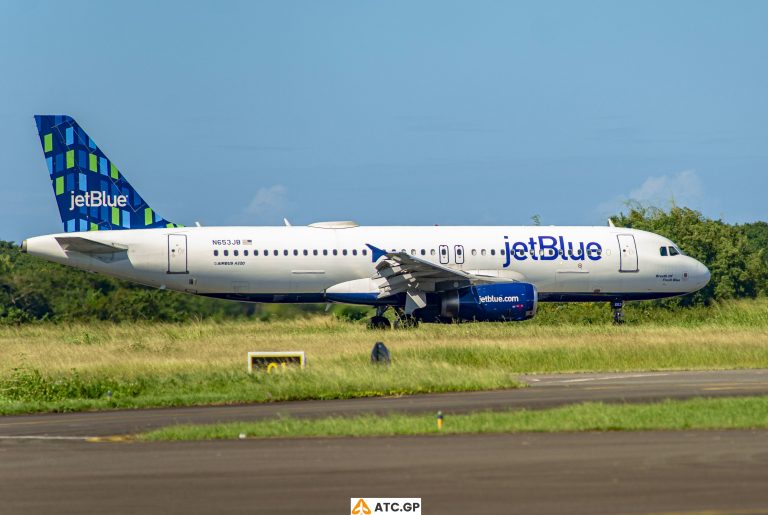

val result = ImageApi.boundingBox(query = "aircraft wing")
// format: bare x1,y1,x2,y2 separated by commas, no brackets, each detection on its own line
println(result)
366,244,514,298
55,236,127,255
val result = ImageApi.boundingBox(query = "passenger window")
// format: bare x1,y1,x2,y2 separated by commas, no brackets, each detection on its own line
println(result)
342,249,348,256
273,250,278,256
333,249,338,256
490,249,496,256
254,250,259,256
431,249,436,256
303,250,308,256
500,249,505,256
313,250,318,256
362,249,367,256
223,250,229,257
471,249,477,256
421,249,426,256
411,249,416,255
283,250,288,256
481,249,486,256
352,249,358,256
234,250,239,257
660,247,668,257
323,250,328,256
214,250,219,256
293,249,298,256
669,246,680,256
244,250,249,256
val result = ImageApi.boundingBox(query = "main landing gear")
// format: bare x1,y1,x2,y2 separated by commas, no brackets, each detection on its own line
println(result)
368,306,392,330
612,300,625,324
367,306,419,329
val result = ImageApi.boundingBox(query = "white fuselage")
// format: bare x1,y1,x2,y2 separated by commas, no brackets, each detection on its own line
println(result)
24,224,710,305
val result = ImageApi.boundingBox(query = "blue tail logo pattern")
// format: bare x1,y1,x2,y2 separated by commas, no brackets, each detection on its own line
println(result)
34,115,181,232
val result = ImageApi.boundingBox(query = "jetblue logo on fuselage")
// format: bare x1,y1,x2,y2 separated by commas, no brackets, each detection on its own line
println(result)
502,235,603,268
69,191,128,211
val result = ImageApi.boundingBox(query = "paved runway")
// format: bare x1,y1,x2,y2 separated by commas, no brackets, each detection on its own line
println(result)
1,431,767,514
1,369,767,437
1,369,767,514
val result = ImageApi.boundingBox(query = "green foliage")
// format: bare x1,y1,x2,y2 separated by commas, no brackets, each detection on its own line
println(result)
0,365,147,402
613,204,768,305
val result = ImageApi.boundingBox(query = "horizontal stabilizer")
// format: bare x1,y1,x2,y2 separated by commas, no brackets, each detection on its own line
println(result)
55,236,127,255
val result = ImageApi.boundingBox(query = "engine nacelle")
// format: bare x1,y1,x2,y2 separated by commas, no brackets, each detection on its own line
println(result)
418,282,538,322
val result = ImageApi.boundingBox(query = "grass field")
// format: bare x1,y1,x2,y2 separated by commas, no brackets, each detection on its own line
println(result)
139,396,768,441
1,299,767,414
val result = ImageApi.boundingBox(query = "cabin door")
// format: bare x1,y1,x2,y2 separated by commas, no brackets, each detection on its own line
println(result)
167,234,188,274
617,234,638,272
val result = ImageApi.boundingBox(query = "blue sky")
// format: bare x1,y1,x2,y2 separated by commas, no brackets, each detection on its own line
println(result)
1,1,766,242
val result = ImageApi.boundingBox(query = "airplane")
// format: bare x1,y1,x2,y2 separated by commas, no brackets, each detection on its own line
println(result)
22,115,711,328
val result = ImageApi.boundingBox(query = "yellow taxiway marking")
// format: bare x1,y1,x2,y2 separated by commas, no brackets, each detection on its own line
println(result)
85,435,133,443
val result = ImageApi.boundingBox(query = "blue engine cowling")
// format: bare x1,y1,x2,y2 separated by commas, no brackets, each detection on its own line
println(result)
416,282,538,322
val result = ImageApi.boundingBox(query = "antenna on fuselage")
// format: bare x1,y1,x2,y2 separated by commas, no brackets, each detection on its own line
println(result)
283,218,292,227
607,218,615,227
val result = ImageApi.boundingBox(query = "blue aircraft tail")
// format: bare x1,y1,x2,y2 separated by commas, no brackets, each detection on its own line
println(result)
34,115,181,232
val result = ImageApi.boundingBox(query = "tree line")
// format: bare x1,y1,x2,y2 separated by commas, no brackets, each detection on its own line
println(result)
1,206,766,323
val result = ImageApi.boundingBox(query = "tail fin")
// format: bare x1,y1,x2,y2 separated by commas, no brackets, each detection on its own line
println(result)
33,115,181,232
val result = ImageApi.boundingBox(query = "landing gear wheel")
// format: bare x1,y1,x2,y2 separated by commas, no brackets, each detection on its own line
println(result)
368,316,392,330
394,315,419,329
612,300,625,325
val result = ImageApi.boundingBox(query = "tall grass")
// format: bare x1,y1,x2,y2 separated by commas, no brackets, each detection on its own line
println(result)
1,299,767,414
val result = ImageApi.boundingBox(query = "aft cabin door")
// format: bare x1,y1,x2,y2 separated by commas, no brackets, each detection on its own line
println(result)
167,234,188,274
617,234,638,272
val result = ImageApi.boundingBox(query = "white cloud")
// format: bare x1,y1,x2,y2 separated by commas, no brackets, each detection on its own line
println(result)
243,185,289,219
627,169,703,206
598,169,704,216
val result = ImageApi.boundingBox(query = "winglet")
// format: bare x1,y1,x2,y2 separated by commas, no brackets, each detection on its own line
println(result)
366,243,388,262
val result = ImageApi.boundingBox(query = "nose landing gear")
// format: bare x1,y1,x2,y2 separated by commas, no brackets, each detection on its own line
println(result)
612,300,625,324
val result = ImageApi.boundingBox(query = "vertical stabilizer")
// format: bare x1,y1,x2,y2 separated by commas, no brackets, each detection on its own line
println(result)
34,115,180,232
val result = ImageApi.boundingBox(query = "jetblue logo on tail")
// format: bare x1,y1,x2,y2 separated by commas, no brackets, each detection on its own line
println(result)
69,191,128,210
503,235,603,267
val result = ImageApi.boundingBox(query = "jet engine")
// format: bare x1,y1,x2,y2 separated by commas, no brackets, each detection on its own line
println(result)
416,282,538,322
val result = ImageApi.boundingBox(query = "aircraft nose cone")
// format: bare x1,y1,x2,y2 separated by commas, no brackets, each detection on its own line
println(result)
701,262,711,286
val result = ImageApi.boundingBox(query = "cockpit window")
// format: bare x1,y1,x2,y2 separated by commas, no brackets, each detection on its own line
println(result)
668,246,680,256
660,247,668,257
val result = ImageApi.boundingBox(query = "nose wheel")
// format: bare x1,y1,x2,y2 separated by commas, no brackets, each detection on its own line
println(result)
612,300,625,324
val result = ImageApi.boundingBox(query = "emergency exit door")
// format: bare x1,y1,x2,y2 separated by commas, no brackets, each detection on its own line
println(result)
617,234,638,272
168,234,188,274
